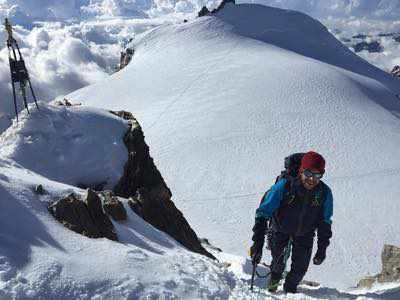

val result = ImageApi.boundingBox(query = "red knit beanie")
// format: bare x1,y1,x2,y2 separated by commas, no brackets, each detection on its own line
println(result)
300,151,325,174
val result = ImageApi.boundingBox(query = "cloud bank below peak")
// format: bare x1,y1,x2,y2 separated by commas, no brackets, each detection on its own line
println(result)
247,0,400,20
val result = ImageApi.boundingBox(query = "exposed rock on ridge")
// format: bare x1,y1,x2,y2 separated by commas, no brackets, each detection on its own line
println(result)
391,65,400,78
48,108,214,259
111,110,215,259
48,190,119,241
198,0,235,17
358,244,400,288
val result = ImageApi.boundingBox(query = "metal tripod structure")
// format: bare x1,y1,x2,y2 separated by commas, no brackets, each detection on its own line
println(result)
4,18,39,122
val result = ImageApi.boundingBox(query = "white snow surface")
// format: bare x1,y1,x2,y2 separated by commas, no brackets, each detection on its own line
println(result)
0,104,245,299
1,104,400,299
1,2,400,298
68,3,400,290
0,104,128,189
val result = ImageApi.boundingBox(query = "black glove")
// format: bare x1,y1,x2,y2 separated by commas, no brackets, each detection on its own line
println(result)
250,241,263,265
313,248,326,265
250,217,267,265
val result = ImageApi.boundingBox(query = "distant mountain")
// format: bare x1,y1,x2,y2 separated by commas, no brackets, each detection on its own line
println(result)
249,0,400,20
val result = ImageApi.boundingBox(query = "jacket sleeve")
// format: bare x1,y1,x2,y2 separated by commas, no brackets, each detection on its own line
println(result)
317,185,333,250
255,179,286,219
251,179,286,245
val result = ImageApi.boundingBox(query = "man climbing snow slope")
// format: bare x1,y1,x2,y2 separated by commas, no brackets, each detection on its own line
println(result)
250,151,333,293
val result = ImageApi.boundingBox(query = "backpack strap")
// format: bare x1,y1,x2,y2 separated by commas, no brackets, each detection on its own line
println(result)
311,181,326,207
282,177,296,205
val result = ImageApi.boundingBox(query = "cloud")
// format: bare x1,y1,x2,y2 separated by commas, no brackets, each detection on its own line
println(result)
244,0,400,20
0,14,170,121
0,22,111,118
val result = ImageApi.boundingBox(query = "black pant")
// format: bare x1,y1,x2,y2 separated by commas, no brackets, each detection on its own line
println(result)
270,231,314,289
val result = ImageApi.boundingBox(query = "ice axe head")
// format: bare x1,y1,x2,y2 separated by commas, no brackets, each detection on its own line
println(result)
4,18,12,37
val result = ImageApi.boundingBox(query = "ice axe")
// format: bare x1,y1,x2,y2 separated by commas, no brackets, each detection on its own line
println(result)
4,18,39,122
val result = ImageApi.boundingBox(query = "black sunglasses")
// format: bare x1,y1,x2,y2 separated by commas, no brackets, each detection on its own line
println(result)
302,169,323,180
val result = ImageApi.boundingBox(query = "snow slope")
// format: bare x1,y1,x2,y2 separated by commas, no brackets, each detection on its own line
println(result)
1,103,400,299
0,104,245,299
68,3,400,289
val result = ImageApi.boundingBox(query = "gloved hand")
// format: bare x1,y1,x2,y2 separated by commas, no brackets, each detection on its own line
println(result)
250,241,263,265
313,248,326,265
250,217,267,265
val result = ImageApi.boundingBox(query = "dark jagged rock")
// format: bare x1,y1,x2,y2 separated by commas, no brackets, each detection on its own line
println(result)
119,48,134,70
378,33,394,37
113,115,214,259
391,65,400,78
48,191,118,241
198,6,210,17
54,98,81,106
211,0,235,14
357,244,400,288
127,185,214,259
49,193,100,237
352,41,383,53
85,189,118,241
110,110,136,121
34,184,46,195
77,181,107,191
127,191,144,217
352,34,368,39
101,190,127,221
379,245,400,282
198,0,235,17
199,238,223,252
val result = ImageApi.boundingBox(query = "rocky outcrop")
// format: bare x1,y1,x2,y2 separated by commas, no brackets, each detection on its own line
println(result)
352,41,383,53
48,190,122,241
54,98,81,106
48,109,213,259
212,0,235,14
198,0,235,17
199,238,223,252
357,244,400,288
198,6,210,17
391,65,400,78
119,48,134,70
101,190,127,221
112,110,215,259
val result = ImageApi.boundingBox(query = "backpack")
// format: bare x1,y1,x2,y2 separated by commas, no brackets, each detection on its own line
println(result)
260,152,305,206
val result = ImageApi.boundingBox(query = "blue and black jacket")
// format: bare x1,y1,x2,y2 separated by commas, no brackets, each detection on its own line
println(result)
255,178,333,249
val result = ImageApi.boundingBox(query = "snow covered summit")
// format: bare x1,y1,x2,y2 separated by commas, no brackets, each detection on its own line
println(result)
69,3,400,289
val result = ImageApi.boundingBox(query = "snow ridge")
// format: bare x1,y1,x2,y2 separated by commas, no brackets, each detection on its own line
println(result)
69,3,400,289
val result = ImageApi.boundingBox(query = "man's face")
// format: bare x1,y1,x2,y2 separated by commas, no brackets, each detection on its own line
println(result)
300,168,323,190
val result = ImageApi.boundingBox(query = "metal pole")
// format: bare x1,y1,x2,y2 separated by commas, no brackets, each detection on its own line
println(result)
250,263,256,291
27,78,39,109
11,80,18,122
20,82,29,114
